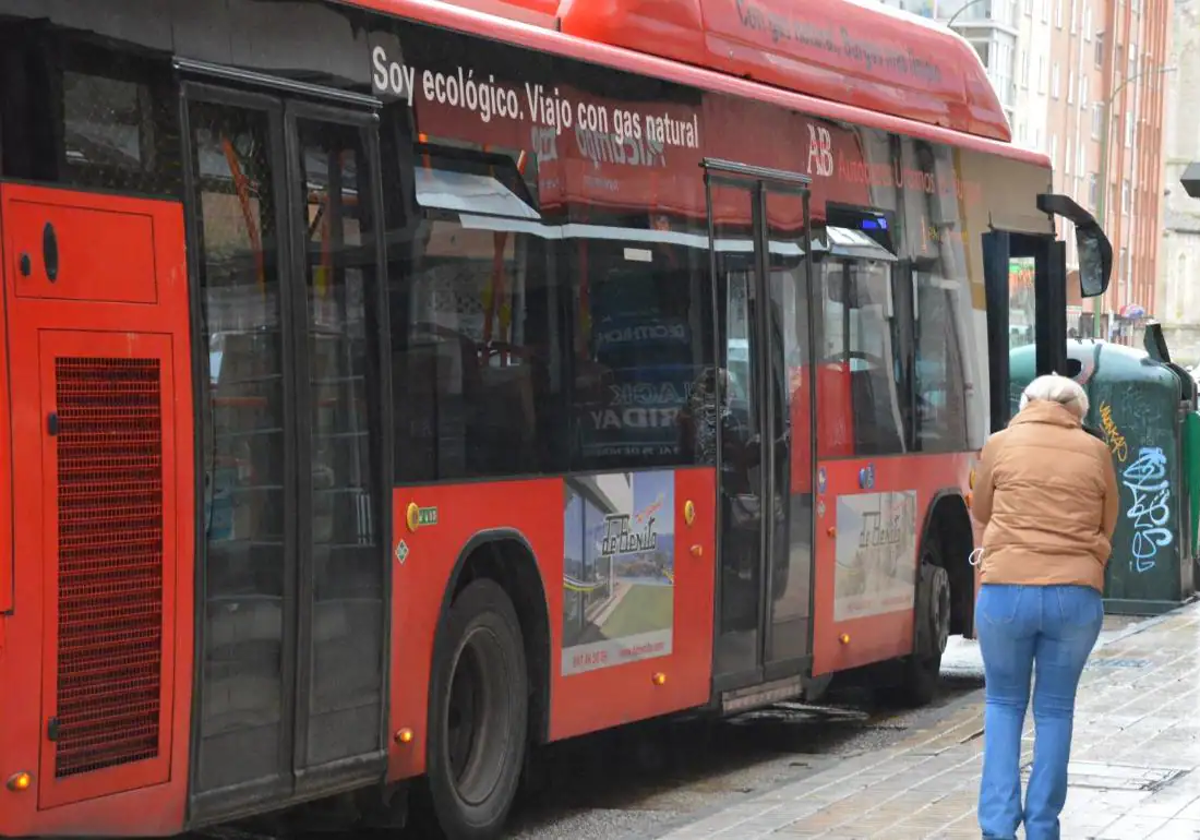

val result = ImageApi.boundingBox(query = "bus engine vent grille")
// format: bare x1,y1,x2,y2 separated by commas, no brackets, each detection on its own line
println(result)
53,356,164,779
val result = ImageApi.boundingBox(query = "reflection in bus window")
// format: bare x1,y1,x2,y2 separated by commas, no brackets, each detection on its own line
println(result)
914,272,970,451
819,255,906,456
188,101,287,790
388,141,565,482
386,135,717,482
1,40,182,195
294,118,385,764
568,236,714,472
1008,256,1036,350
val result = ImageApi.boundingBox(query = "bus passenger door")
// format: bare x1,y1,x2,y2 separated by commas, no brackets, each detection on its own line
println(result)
183,83,390,818
703,161,817,699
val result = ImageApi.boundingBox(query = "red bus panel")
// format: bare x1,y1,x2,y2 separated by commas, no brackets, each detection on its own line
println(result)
811,453,972,675
557,0,1011,141
387,468,715,780
0,184,193,836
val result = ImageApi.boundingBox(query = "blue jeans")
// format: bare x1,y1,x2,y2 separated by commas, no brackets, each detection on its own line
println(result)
976,584,1103,840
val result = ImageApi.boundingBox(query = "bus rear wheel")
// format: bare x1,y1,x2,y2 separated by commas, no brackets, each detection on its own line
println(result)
898,537,952,707
425,579,528,840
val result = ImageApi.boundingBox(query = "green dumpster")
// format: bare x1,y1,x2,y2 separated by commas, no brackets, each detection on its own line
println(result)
1010,339,1197,614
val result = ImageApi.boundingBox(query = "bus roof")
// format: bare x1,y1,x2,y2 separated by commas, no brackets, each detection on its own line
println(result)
350,0,1042,162
556,0,1012,143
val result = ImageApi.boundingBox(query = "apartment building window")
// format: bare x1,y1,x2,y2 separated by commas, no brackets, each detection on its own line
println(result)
1088,173,1098,207
1095,32,1105,67
1050,135,1059,174
1122,179,1131,215
1071,0,1079,31
994,42,1013,99
1020,49,1030,87
1068,71,1076,102
1080,75,1089,108
974,41,991,69
1055,0,1063,26
1077,143,1085,175
1038,56,1047,93
1092,103,1102,137
1026,0,1034,14
1065,139,1073,175
1052,62,1061,97
1084,4,1093,38
1041,0,1049,22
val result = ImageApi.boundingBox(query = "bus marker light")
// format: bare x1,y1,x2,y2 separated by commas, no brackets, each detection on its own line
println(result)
684,500,696,526
827,527,836,538
652,672,667,686
405,502,420,533
966,492,973,508
6,771,31,792
395,728,414,745
690,544,703,557
839,634,850,645
969,467,976,490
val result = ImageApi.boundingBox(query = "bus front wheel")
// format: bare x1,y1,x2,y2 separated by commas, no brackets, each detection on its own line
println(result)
425,578,529,840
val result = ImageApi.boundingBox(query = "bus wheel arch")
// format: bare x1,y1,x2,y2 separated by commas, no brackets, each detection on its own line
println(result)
923,493,975,637
444,531,552,745
899,493,970,706
416,532,551,838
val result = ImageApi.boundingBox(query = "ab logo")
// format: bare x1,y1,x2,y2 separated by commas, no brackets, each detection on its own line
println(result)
806,124,834,178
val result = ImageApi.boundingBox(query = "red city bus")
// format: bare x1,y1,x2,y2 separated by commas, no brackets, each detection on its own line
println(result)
0,0,1112,838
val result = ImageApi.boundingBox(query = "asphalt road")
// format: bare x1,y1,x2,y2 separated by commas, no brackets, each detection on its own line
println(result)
495,672,984,840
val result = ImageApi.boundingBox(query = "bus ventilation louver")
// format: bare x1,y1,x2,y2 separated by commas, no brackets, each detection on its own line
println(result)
52,357,164,779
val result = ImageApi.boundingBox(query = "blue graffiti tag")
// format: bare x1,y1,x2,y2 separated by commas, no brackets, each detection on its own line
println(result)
1122,446,1172,573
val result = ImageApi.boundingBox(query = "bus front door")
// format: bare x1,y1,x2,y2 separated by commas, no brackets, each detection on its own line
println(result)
183,82,390,818
703,160,818,701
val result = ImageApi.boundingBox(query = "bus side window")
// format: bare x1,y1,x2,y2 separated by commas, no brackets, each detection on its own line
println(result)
0,38,180,196
382,127,571,483
817,255,906,457
912,271,971,452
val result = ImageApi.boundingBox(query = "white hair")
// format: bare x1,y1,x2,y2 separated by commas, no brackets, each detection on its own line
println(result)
1019,373,1089,419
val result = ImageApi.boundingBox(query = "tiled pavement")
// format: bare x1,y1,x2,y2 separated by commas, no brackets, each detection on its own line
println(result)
656,602,1200,839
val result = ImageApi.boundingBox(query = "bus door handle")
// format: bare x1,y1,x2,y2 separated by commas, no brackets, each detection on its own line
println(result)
43,221,58,282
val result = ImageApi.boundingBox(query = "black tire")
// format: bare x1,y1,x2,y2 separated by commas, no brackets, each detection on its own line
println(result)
424,578,528,840
898,536,952,707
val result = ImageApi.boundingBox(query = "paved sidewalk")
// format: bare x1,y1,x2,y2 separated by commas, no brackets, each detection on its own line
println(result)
656,602,1200,839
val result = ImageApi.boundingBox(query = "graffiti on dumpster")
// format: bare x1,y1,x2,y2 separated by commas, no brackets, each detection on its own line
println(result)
1121,446,1173,574
1098,402,1129,462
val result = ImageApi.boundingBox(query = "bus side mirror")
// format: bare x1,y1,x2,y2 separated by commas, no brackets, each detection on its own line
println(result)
1076,224,1111,298
1036,192,1113,298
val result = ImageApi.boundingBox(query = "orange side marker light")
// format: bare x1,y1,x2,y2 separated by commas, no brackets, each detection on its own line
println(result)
395,728,415,745
6,771,31,792
652,672,667,686
839,633,851,645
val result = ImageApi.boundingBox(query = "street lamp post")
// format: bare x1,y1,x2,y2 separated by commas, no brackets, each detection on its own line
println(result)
945,0,992,27
1089,63,1176,337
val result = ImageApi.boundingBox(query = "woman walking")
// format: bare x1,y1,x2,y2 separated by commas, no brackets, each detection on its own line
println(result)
972,374,1119,840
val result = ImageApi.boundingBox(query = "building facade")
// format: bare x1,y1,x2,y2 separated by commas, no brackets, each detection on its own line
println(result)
1157,0,1200,363
880,0,1172,344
